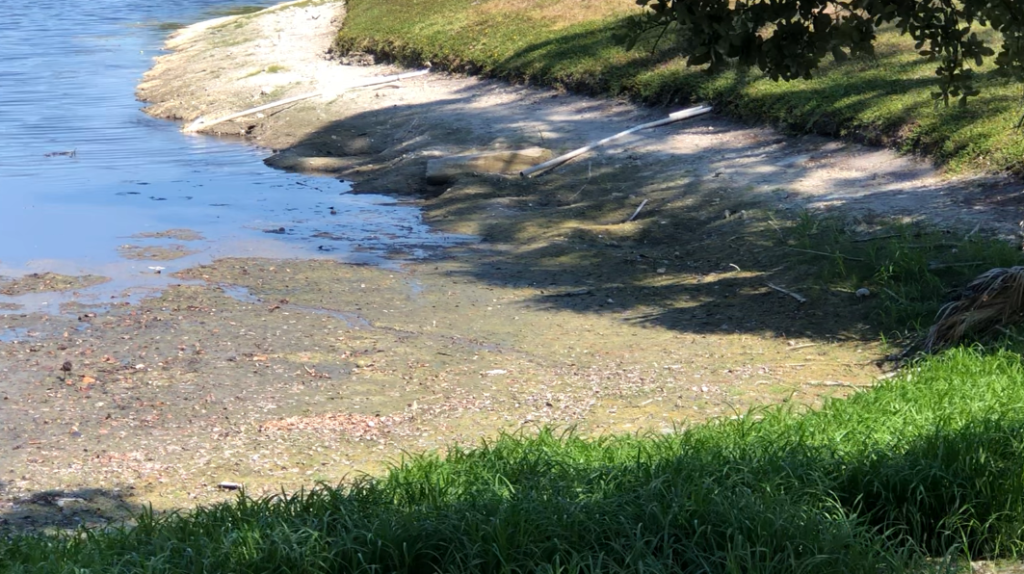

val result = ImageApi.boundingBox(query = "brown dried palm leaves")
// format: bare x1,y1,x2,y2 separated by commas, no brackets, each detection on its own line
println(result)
923,266,1024,353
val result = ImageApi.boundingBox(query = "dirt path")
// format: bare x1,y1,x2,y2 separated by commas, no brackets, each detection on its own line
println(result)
2,0,1021,531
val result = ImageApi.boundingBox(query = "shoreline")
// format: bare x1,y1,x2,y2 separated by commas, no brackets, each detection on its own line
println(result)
137,0,1024,234
0,0,1020,532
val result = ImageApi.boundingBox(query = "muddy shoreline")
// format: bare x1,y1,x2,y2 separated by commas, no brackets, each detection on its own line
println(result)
2,0,1020,531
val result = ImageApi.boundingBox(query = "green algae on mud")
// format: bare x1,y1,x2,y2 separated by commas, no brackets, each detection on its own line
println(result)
0,273,110,297
0,99,916,532
205,5,269,17
0,240,881,530
131,228,205,242
117,243,199,261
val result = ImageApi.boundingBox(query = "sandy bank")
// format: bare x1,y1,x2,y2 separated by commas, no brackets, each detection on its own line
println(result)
138,0,1024,232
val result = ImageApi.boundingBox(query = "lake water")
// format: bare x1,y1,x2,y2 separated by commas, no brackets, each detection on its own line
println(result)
0,0,462,311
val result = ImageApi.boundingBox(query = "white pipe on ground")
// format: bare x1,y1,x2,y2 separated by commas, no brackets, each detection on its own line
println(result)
519,104,713,178
182,69,431,133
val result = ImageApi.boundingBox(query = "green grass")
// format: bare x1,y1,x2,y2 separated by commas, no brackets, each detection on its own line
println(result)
335,0,1024,174
6,349,1024,572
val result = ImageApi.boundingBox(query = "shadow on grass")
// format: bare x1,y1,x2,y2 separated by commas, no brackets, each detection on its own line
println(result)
488,17,686,97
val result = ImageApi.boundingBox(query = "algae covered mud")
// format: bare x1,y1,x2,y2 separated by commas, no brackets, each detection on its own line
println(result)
4,0,1015,531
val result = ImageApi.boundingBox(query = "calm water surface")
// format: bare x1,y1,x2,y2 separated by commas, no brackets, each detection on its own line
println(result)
0,1,462,311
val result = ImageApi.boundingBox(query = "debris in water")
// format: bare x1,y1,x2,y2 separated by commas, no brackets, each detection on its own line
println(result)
43,149,77,158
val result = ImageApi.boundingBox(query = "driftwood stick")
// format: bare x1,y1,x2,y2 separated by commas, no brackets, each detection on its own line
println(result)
786,247,865,261
766,282,807,303
851,233,901,243
927,261,983,270
806,380,873,388
881,287,906,304
182,69,431,133
786,343,818,351
625,199,648,223
520,104,713,178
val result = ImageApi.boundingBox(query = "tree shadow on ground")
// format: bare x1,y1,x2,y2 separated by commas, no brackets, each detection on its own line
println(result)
0,483,144,532
271,73,1024,346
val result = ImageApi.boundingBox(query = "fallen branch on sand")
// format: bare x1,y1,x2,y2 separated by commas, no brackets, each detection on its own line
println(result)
182,69,431,133
786,247,865,261
520,104,713,178
624,199,648,223
766,282,807,303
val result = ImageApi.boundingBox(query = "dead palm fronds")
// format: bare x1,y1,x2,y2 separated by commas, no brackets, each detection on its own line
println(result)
921,266,1024,353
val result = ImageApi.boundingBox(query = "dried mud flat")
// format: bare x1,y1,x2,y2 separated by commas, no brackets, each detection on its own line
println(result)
2,0,1023,531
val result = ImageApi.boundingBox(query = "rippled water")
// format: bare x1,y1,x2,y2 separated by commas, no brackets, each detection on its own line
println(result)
0,1,464,311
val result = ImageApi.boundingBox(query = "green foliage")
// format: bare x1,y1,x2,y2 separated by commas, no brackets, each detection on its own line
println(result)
630,0,1024,107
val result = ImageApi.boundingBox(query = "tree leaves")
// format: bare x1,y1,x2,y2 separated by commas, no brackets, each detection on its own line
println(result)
627,0,1024,106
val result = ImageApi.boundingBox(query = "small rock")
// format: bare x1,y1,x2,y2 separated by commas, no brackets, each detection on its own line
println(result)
56,498,89,513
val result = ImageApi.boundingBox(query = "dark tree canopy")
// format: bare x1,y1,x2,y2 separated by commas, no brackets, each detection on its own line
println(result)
630,0,1024,106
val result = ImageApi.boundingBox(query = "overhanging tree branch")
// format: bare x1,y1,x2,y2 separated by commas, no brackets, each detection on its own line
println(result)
628,0,1022,107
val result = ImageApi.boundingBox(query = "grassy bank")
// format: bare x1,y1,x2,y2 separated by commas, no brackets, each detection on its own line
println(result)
5,349,1024,572
335,0,1024,174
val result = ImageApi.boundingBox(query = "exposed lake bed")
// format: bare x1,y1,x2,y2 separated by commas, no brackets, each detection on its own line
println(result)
0,251,880,530
4,0,1023,532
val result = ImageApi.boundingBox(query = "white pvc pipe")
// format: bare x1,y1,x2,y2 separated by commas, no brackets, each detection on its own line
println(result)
520,104,713,178
182,68,431,133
